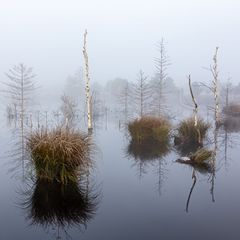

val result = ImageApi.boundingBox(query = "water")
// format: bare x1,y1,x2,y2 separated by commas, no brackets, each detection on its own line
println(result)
0,116,240,240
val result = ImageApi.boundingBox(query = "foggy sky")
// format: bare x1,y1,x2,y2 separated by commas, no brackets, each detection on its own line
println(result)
0,0,239,89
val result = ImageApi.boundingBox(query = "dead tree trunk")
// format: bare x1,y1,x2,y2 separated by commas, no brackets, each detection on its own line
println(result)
188,75,201,143
83,30,93,132
211,47,220,127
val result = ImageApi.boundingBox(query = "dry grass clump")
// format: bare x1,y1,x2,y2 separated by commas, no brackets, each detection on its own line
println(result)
174,117,210,146
190,148,212,164
128,116,171,144
223,104,240,117
176,148,212,170
26,127,92,184
177,148,213,166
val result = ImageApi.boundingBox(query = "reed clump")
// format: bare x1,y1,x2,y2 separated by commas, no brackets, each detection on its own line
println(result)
128,116,171,144
26,127,91,184
174,117,210,146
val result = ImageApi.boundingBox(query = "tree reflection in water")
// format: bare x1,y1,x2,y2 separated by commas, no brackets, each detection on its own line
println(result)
126,140,171,195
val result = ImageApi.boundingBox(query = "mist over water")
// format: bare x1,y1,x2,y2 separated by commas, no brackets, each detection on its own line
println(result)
1,1,240,240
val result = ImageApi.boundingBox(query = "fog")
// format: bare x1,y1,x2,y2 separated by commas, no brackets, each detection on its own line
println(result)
1,2,240,239
0,0,239,92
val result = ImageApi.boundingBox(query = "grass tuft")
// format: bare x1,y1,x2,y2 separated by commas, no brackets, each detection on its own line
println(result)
174,117,210,146
26,127,92,184
128,116,171,144
223,104,240,117
190,148,212,164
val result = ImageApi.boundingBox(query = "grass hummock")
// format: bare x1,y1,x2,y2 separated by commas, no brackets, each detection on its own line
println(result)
128,116,171,144
176,148,212,169
26,127,92,184
174,117,210,146
223,104,240,117
190,148,212,164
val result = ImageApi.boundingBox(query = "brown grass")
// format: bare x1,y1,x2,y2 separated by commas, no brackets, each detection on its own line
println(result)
128,116,171,144
190,148,212,164
174,117,210,146
26,127,92,184
223,104,240,117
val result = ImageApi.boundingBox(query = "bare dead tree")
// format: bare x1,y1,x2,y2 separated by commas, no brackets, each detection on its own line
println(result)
188,75,198,126
4,63,36,125
60,94,77,127
83,29,93,132
152,38,171,116
132,70,151,118
188,75,201,143
224,78,232,108
118,80,131,123
3,63,36,176
201,47,220,127
212,47,220,126
210,126,218,203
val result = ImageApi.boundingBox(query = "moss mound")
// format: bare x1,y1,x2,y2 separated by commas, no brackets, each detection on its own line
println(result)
128,116,171,144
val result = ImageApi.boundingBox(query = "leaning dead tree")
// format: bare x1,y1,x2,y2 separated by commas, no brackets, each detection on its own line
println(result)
188,75,198,126
188,75,202,144
83,29,93,132
153,38,171,116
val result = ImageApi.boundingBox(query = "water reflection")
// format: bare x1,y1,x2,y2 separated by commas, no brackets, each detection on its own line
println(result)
21,177,99,239
175,130,217,212
127,140,170,161
126,140,171,194
186,169,197,212
222,117,240,133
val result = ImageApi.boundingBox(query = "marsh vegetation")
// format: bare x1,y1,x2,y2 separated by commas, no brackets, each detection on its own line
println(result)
26,127,92,184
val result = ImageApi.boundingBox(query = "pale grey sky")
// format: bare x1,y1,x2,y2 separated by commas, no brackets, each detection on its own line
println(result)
0,0,239,88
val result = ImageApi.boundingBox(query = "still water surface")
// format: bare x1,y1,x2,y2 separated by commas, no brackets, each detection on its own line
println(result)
0,117,240,240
